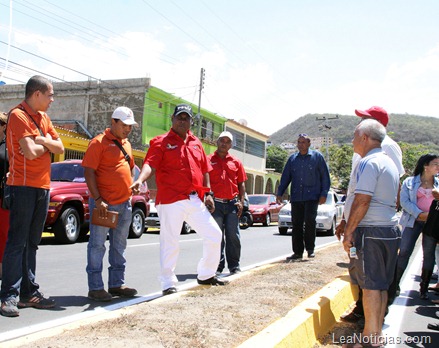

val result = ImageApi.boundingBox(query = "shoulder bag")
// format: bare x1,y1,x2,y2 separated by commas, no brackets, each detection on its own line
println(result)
423,200,439,241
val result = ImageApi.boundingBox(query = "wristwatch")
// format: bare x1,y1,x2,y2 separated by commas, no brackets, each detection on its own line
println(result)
205,191,214,199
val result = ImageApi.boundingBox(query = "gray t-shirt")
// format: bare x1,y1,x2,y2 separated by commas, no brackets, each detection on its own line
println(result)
347,148,399,226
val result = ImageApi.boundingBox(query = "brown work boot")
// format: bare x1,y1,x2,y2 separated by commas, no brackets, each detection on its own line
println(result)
108,286,138,298
88,289,112,302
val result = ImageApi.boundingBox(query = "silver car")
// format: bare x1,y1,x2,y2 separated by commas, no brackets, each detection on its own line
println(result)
277,190,344,236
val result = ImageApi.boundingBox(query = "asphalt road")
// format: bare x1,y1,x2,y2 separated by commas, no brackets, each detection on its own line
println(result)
0,224,337,341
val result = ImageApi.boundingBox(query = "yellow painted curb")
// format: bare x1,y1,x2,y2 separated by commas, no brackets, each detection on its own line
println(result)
238,273,358,348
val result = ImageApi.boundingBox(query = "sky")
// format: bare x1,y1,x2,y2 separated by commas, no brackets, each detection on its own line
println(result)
1,0,439,136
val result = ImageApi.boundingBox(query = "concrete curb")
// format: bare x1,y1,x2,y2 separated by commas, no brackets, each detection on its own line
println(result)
238,273,358,348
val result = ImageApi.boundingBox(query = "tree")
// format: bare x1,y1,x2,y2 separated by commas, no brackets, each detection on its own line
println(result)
266,145,289,173
399,142,435,179
327,144,353,191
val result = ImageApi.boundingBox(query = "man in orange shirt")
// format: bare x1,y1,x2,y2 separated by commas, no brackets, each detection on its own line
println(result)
82,106,138,302
1,76,64,317
208,131,247,275
131,104,227,296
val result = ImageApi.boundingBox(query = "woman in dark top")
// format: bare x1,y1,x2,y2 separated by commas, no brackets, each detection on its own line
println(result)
0,112,9,279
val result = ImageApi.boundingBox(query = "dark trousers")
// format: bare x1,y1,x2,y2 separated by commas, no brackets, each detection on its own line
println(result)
1,186,49,301
291,200,318,255
212,200,241,272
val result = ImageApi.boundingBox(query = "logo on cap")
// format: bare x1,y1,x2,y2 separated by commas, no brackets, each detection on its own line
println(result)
174,104,194,117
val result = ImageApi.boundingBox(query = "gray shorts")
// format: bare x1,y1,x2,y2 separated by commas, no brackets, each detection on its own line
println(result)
349,226,401,290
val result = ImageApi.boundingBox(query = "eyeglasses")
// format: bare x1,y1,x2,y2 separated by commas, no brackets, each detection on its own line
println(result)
298,133,308,137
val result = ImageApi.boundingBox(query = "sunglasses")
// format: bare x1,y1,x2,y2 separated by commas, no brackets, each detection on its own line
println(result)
298,133,308,137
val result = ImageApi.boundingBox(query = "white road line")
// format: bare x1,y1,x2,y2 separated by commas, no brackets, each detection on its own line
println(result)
128,238,203,248
383,244,423,347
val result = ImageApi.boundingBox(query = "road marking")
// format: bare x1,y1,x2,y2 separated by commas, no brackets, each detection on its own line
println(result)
383,244,423,347
128,238,203,248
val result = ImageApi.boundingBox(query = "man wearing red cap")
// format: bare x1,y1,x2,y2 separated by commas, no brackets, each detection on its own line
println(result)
337,106,405,324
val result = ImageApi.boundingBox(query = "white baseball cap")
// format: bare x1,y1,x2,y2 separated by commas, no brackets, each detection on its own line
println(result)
218,131,233,142
112,106,138,125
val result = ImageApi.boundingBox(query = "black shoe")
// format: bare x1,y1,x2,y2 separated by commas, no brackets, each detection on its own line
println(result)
428,323,439,331
286,254,303,261
308,252,315,258
197,276,229,286
162,287,177,296
340,311,364,323
230,268,241,275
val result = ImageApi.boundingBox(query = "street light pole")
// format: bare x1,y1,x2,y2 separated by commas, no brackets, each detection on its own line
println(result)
315,115,339,164
196,68,205,137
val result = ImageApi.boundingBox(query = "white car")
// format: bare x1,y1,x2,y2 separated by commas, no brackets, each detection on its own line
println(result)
277,190,344,236
146,200,194,234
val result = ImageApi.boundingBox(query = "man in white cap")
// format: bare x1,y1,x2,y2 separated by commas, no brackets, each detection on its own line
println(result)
82,106,138,302
208,131,247,275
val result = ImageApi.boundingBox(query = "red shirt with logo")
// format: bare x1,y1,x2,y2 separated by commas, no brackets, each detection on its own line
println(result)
145,129,212,204
82,128,134,205
6,102,60,189
208,151,247,200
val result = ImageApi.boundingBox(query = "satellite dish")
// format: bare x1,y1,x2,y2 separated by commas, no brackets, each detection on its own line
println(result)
238,119,248,126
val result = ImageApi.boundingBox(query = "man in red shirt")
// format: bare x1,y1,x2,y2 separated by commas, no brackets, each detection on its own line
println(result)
131,104,228,296
1,76,64,317
208,131,247,275
82,106,138,302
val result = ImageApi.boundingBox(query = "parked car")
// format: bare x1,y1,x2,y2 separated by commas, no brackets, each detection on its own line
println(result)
45,160,150,244
146,199,194,234
248,194,284,226
277,190,344,236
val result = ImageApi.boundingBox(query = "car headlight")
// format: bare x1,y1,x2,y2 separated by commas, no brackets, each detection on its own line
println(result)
317,211,332,217
280,210,291,216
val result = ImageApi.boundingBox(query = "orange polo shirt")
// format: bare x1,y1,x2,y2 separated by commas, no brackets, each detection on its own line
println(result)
145,129,212,204
82,128,134,205
6,102,60,189
208,151,247,200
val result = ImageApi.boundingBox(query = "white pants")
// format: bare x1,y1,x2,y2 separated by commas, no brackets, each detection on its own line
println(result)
156,195,222,290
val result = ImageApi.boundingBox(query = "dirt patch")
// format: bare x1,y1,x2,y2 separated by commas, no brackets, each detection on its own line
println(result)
15,243,353,348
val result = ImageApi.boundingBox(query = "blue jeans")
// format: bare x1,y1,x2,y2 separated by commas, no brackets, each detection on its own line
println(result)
212,200,241,272
422,232,437,271
396,221,424,272
291,200,318,255
0,186,49,301
86,198,132,291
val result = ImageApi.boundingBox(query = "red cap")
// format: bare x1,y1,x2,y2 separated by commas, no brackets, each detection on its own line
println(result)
355,106,389,127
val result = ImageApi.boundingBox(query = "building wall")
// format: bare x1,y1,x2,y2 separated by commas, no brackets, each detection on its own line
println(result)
0,78,150,150
1,78,282,195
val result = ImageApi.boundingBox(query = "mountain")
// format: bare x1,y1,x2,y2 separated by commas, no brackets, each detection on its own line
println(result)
269,113,439,150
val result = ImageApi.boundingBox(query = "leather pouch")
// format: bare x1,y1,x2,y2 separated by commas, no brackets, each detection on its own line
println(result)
91,208,119,228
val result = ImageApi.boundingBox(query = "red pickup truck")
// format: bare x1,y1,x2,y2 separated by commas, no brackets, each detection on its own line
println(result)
44,160,150,244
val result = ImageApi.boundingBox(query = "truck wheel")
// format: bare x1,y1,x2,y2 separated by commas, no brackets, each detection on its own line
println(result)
54,207,80,244
129,207,145,238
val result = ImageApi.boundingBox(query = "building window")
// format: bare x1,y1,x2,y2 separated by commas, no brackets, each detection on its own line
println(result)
246,135,265,158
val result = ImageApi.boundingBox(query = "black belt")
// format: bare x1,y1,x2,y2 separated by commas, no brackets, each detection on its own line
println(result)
214,197,237,203
188,191,197,196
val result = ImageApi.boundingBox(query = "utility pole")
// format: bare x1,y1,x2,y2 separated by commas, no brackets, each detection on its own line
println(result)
196,68,205,137
315,115,339,165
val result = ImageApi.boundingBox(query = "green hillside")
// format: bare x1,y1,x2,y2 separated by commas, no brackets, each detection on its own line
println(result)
269,113,439,151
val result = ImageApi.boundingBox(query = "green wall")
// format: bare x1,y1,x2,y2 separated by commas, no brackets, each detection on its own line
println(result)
142,86,225,155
